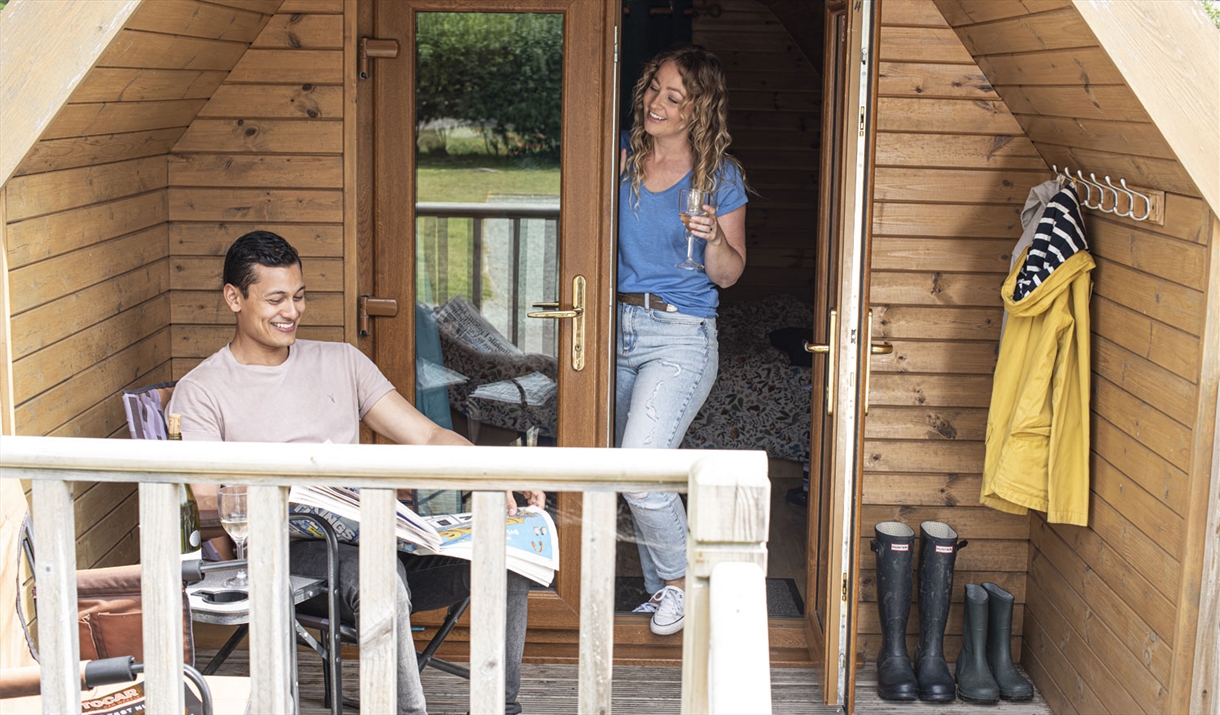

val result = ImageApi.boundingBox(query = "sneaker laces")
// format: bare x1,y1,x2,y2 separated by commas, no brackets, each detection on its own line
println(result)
632,590,665,613
653,585,685,625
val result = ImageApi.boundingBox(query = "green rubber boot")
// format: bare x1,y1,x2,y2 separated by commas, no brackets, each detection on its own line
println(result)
955,584,999,703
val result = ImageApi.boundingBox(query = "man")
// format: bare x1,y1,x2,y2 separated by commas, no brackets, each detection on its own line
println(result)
169,230,540,715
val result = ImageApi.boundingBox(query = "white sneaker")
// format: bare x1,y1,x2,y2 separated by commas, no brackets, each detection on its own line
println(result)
649,585,685,635
632,590,663,614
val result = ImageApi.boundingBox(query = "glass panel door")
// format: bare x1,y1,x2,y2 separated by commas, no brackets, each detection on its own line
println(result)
412,11,564,471
371,0,617,635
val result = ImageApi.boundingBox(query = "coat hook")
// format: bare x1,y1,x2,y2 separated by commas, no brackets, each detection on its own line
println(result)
1121,178,1154,221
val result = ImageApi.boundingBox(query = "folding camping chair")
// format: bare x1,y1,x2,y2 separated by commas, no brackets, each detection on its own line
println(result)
122,382,471,712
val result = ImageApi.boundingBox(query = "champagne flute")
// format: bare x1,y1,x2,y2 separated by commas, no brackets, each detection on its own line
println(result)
677,188,710,271
217,486,249,589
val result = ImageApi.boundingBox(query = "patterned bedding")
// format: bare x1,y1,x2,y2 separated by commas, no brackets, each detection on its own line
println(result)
681,294,813,462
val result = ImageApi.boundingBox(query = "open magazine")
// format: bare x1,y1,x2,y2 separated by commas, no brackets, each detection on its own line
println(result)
288,486,558,586
80,681,205,715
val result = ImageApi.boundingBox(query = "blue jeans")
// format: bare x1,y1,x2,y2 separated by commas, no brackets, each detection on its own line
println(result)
615,302,718,593
291,541,529,715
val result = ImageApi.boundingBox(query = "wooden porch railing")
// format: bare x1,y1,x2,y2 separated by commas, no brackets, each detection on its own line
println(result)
0,436,772,715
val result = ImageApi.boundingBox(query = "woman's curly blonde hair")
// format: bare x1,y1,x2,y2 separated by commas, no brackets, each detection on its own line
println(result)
623,46,746,208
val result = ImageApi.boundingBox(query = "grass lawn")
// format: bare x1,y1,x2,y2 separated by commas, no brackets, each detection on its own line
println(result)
416,130,560,203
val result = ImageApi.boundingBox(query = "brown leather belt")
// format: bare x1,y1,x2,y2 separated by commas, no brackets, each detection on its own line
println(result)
618,292,678,312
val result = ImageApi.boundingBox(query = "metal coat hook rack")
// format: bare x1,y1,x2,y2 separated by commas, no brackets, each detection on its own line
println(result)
1052,164,1164,224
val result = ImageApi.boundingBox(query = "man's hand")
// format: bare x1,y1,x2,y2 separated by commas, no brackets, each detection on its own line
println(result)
506,490,546,516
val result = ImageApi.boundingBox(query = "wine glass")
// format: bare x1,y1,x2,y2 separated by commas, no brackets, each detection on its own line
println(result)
677,188,710,271
217,486,249,589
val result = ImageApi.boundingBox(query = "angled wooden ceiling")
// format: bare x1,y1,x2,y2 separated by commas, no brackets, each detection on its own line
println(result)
1,0,286,186
931,0,1219,217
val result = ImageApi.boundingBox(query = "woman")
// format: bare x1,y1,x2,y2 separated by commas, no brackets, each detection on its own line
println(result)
616,46,748,636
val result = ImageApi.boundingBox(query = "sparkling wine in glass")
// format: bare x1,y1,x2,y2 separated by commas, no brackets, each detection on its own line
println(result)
218,486,249,589
677,188,710,271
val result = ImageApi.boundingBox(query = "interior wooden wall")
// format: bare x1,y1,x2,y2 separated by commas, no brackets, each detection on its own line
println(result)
0,0,282,570
168,0,348,379
932,2,1218,713
693,0,823,304
856,0,1041,663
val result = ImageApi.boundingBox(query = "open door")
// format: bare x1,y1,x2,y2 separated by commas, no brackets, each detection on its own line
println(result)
810,0,882,709
361,0,619,648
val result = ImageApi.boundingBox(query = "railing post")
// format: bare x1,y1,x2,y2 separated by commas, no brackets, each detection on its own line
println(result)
31,479,81,714
578,491,617,714
471,491,507,715
139,482,185,714
680,452,771,715
249,485,294,713
359,487,399,714
709,562,772,714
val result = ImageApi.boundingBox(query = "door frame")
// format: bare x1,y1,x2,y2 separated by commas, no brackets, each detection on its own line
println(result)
814,0,881,708
807,0,849,667
358,0,620,637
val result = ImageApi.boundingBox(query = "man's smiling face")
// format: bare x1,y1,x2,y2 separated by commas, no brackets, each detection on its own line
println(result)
225,262,305,363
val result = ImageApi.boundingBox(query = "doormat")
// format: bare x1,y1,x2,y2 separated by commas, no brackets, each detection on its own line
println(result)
614,576,805,618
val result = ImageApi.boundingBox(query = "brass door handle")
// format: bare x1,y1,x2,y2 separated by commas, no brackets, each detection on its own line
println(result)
871,343,893,355
527,308,582,319
805,309,837,415
526,275,586,371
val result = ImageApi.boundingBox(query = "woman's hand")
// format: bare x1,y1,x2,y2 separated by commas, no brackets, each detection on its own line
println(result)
689,203,725,247
695,204,747,288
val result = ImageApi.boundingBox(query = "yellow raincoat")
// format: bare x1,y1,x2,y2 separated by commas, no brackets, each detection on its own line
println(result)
982,247,1094,526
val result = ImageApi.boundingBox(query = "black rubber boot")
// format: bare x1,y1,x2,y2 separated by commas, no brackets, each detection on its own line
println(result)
870,522,918,701
956,584,999,703
983,582,1034,701
914,521,966,702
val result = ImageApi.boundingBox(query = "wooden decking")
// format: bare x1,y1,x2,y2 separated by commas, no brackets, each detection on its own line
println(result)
199,647,1053,714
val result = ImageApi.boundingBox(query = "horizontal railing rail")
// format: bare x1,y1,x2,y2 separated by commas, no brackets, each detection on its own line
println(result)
1,436,771,715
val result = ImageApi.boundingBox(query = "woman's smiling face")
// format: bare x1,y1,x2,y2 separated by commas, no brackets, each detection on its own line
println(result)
643,61,690,141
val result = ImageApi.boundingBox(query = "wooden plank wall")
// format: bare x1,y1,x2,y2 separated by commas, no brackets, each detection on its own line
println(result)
168,0,347,378
693,0,823,303
857,0,1041,664
930,1,1218,713
0,0,280,569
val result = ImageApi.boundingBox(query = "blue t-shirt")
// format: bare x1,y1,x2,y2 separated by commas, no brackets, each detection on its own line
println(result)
617,134,747,318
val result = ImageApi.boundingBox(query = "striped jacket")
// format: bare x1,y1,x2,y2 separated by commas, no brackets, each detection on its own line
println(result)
1013,184,1088,302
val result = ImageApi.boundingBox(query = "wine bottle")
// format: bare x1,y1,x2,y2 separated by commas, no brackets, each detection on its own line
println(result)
168,414,202,560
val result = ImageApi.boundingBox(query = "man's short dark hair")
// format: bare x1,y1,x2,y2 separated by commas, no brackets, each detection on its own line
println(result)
223,230,302,296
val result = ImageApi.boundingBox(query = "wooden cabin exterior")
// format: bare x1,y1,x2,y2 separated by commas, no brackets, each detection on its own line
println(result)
1,0,1217,712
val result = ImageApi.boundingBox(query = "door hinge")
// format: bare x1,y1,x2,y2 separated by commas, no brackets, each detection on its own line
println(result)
359,37,399,80
613,26,620,64
858,106,866,136
841,574,848,602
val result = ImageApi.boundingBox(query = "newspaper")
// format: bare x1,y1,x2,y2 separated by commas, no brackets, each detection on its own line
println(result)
468,372,556,407
433,295,522,356
288,486,558,585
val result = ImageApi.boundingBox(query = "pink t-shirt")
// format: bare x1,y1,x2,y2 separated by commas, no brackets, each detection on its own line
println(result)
168,339,395,444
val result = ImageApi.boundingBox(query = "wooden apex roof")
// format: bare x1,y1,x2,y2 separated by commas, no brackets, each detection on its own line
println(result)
2,0,1217,217
0,0,287,188
933,0,1220,218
